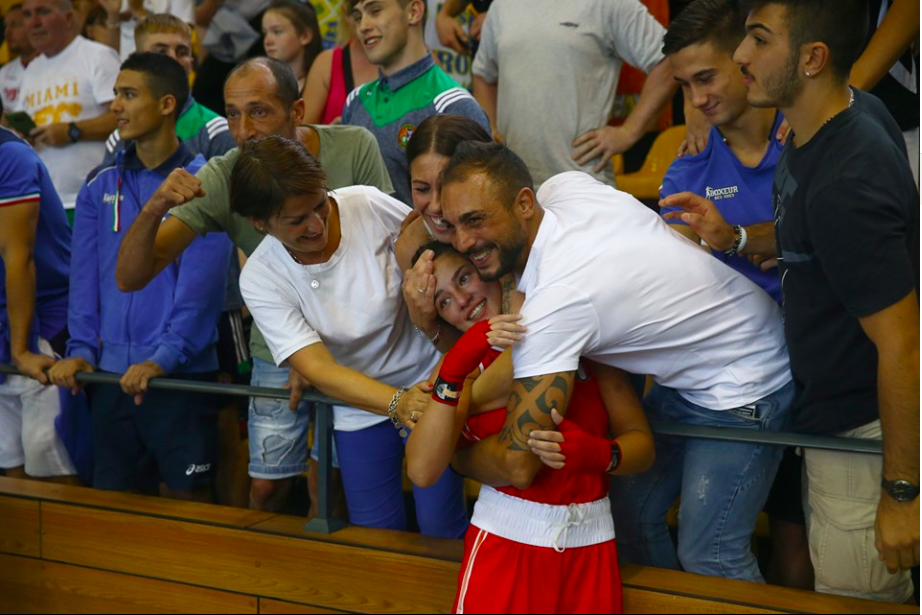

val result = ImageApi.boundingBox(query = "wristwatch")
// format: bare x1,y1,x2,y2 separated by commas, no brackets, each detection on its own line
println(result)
67,122,82,143
881,477,920,502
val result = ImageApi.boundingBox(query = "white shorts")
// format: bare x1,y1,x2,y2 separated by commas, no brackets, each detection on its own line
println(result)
0,339,76,477
471,486,615,550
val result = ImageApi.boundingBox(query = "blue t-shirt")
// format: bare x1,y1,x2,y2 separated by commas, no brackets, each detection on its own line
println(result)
660,114,784,303
0,127,71,364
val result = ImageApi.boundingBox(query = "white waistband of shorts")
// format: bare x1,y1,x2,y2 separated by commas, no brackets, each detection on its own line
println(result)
470,486,615,551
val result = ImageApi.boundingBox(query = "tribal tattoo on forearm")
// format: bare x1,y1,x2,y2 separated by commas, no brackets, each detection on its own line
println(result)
498,372,574,451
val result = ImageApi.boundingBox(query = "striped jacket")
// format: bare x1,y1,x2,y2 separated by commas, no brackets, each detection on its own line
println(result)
342,55,489,206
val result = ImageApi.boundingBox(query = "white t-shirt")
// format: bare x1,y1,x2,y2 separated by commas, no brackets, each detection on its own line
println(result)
512,172,791,410
0,56,27,112
15,36,120,210
473,0,665,187
118,0,195,59
240,186,441,431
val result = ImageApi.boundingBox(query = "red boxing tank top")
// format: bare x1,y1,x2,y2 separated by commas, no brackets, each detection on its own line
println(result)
459,347,610,505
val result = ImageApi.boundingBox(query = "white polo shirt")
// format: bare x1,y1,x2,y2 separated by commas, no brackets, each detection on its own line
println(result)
240,186,441,431
512,172,791,410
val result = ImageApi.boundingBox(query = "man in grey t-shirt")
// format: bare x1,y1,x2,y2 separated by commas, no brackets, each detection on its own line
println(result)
116,57,393,513
473,0,675,187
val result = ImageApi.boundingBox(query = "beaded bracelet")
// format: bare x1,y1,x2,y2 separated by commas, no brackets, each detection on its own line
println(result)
725,224,748,257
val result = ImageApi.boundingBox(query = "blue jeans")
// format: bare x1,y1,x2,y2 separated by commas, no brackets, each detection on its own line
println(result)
610,381,794,581
335,421,468,538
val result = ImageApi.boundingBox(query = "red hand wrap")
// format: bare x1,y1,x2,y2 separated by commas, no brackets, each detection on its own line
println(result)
556,415,616,474
433,320,493,405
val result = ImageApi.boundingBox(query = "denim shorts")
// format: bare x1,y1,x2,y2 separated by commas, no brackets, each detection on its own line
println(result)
248,357,338,479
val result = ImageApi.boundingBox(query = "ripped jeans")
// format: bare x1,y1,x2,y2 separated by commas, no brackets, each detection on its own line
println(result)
609,381,793,582
248,357,338,479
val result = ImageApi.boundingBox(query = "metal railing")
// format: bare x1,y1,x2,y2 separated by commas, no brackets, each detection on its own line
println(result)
0,365,344,533
1,365,883,534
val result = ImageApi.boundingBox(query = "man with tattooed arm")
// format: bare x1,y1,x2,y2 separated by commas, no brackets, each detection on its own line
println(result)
439,141,794,583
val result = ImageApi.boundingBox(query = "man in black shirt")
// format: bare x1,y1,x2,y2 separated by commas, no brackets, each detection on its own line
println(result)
661,0,918,602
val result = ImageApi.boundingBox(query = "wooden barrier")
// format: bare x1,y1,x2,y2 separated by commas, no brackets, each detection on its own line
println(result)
0,477,916,614
0,496,40,558
0,554,257,614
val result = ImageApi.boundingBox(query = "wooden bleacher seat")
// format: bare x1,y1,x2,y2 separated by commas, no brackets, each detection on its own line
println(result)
0,477,916,614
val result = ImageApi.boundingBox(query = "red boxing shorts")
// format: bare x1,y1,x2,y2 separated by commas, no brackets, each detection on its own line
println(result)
453,487,622,614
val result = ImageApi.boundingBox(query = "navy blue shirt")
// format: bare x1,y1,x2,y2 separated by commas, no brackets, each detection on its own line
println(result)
774,89,918,434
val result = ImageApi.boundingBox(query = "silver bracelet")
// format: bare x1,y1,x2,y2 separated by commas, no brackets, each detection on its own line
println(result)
414,323,441,347
388,387,409,438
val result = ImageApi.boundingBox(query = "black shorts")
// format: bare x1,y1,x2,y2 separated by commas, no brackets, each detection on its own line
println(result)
763,446,806,525
90,372,219,492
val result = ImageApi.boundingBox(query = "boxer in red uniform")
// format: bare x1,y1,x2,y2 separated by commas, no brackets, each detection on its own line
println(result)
405,243,655,614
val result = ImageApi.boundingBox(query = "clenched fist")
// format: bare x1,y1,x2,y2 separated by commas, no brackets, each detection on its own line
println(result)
144,168,205,218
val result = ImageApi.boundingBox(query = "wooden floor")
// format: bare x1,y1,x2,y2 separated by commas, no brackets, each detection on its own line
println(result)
0,477,917,614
